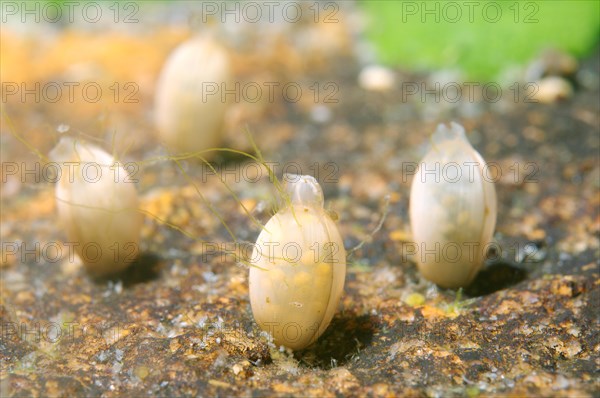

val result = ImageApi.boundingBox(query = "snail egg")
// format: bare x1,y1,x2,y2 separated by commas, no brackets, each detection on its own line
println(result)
249,174,346,350
154,36,232,154
49,137,142,276
409,122,497,288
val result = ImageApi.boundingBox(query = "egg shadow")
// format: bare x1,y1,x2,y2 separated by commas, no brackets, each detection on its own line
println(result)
295,313,377,368
464,261,528,297
93,252,164,287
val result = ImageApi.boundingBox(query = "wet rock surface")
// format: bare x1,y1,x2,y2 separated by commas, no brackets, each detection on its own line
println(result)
1,7,599,397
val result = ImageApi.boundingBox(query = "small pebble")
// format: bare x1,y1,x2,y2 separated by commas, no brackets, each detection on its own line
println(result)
310,105,332,124
358,65,395,91
532,77,573,103
526,49,578,81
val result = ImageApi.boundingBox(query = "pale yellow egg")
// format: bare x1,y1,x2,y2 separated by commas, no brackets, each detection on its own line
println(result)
249,175,346,350
154,36,232,155
49,137,142,276
409,122,497,288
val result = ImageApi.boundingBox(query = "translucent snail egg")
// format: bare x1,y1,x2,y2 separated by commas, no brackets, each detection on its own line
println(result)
49,137,142,276
249,174,346,350
154,36,232,154
409,122,497,288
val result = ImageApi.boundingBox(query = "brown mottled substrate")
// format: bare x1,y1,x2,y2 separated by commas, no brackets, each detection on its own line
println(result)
1,14,598,398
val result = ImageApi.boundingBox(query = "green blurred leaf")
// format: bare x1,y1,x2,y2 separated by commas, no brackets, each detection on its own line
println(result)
361,0,600,80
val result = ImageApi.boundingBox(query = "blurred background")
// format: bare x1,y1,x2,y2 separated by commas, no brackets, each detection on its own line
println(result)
2,1,598,162
1,0,598,235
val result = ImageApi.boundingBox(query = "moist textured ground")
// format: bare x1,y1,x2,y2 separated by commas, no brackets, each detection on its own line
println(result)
1,4,599,397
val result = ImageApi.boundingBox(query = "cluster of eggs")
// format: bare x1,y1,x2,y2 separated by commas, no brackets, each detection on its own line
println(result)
49,36,231,276
49,37,497,350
